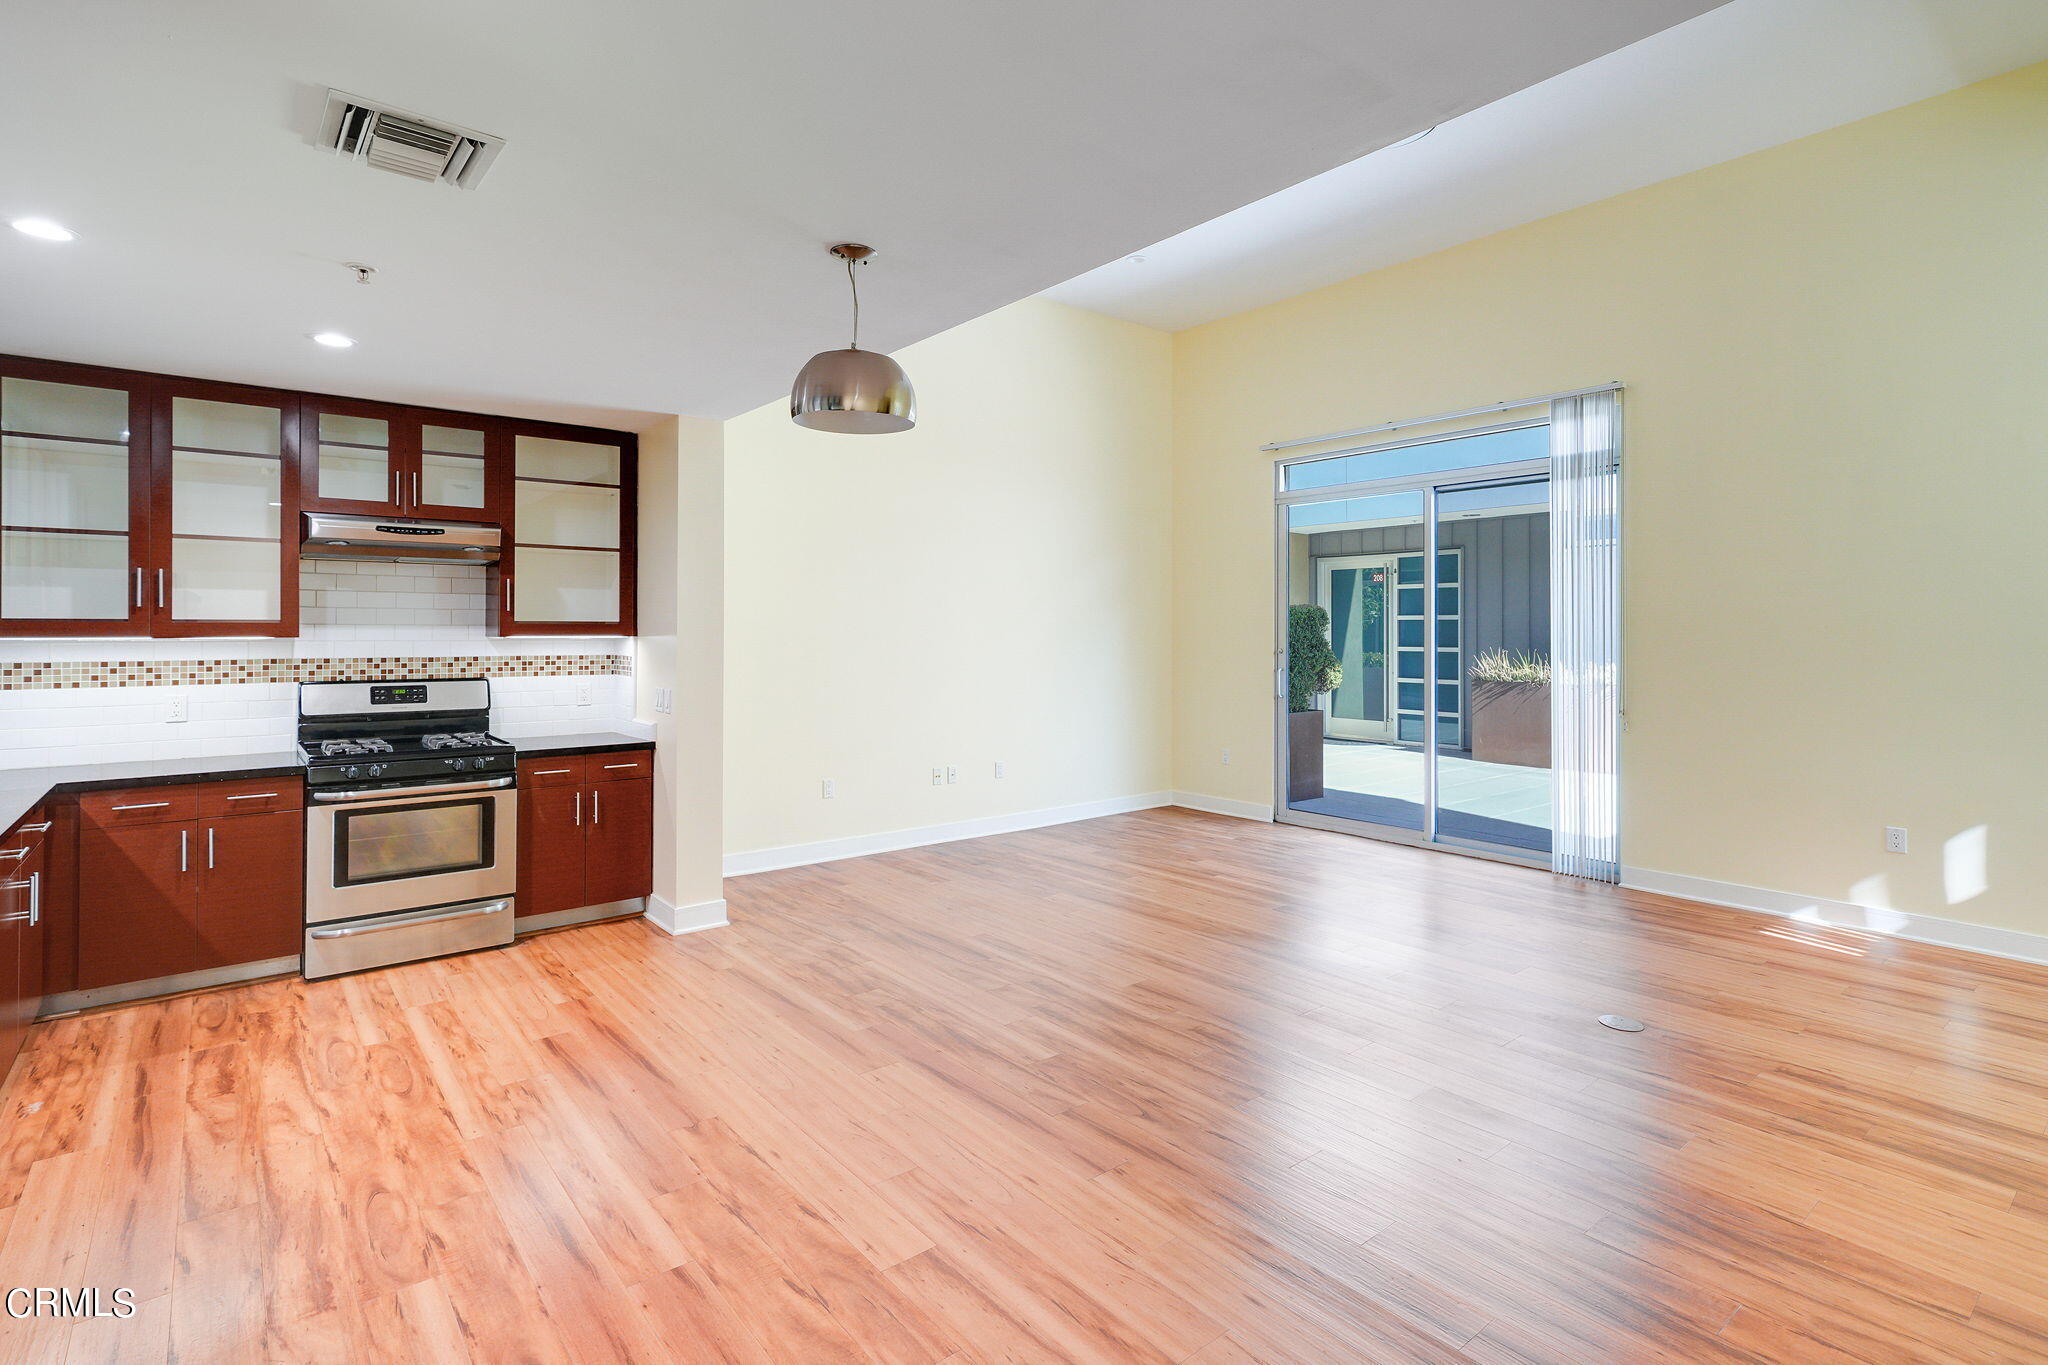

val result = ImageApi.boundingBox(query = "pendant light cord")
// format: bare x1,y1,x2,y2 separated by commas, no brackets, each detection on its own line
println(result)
846,256,861,350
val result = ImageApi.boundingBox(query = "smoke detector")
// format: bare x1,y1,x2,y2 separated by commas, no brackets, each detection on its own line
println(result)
318,90,505,189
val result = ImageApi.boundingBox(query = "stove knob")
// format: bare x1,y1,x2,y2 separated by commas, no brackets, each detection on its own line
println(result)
367,764,385,777
450,758,469,771
340,765,359,780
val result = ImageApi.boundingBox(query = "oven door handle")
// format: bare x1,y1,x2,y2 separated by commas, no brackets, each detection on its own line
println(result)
309,899,511,939
311,776,516,802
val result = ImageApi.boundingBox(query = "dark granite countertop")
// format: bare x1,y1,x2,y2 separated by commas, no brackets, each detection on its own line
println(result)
0,751,305,836
510,732,655,758
0,733,658,835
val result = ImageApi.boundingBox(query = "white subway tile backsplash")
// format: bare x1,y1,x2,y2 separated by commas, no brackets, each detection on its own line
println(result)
0,562,636,768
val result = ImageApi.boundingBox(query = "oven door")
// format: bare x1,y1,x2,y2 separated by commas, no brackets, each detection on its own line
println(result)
306,777,517,926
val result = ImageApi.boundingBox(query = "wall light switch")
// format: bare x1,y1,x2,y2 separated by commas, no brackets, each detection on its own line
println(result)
821,779,836,799
1884,826,1909,854
994,760,1006,779
932,767,944,786
166,694,188,724
946,766,958,784
1221,748,1231,765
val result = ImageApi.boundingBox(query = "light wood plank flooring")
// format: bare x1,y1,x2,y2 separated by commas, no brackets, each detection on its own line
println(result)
3,807,2047,1362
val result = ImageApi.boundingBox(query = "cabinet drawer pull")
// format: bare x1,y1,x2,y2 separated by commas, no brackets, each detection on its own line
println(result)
530,768,573,776
0,849,25,861
225,792,280,801
602,762,641,769
16,822,51,834
110,801,172,811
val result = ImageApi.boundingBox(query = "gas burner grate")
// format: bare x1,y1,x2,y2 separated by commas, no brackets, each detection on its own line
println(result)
318,737,394,757
421,732,499,750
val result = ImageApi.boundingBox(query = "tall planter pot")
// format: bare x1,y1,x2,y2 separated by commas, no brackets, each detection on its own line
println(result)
1287,710,1326,802
1469,680,1550,768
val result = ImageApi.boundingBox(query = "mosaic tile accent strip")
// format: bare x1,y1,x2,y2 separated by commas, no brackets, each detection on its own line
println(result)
0,654,632,690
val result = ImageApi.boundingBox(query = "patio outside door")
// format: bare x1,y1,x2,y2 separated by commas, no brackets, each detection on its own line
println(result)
1315,556,1395,741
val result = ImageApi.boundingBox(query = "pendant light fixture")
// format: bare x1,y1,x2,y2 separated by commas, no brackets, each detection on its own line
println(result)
790,243,916,433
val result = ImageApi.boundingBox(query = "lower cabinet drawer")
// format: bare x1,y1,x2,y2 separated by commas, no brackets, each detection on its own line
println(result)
198,778,303,818
78,784,199,827
588,751,652,782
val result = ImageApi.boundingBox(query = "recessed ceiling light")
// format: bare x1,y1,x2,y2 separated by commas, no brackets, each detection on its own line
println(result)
310,331,356,349
10,217,75,242
1127,254,1148,264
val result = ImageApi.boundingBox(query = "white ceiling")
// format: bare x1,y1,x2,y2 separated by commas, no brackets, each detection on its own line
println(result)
1044,0,2048,331
0,0,1718,429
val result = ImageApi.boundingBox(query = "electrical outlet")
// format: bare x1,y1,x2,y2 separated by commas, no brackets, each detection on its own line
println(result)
946,766,958,784
931,767,944,786
576,679,593,707
1221,748,1231,765
1884,826,1909,854
994,760,1006,779
652,687,672,714
166,694,187,724
821,779,836,799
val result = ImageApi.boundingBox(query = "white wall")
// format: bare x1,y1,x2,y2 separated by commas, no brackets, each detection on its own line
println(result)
635,416,727,920
721,298,1173,867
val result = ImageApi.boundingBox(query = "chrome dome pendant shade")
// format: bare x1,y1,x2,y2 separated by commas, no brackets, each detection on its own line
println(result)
791,243,916,433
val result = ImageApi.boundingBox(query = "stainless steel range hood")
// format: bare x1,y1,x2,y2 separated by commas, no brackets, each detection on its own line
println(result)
301,512,501,564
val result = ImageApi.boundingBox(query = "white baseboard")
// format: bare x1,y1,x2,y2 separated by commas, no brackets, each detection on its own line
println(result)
1170,791,1275,823
645,895,729,936
723,792,1177,877
1621,866,2048,968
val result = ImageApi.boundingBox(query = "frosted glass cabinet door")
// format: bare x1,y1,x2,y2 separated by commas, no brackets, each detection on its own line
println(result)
313,411,391,505
164,390,291,632
0,372,141,630
420,423,489,513
506,428,631,632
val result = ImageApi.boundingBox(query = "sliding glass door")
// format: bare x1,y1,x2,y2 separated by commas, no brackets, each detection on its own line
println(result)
1277,425,1556,862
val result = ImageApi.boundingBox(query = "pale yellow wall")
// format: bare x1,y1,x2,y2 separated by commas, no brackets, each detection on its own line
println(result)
722,298,1173,859
1172,62,2048,934
635,414,726,912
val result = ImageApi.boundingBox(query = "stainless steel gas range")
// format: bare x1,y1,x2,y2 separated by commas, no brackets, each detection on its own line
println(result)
298,678,518,979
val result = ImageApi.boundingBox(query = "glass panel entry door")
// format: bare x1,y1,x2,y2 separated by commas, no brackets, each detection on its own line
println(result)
1315,556,1392,741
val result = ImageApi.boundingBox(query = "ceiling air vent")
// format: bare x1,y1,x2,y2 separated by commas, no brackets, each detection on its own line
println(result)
319,90,505,189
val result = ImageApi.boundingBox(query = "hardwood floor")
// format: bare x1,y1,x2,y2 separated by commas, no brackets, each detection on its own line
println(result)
3,807,2047,1362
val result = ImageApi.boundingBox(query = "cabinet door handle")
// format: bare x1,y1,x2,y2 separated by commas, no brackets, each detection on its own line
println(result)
28,871,38,928
156,569,166,609
180,828,189,873
134,567,144,607
414,471,423,507
503,579,514,614
573,791,581,826
110,801,171,812
207,826,216,870
591,788,600,825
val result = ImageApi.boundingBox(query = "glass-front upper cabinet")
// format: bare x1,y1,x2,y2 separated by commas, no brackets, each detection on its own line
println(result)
300,400,502,523
0,358,150,636
500,426,634,635
154,379,298,637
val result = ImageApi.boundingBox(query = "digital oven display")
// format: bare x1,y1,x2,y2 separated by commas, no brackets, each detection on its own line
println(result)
370,685,428,706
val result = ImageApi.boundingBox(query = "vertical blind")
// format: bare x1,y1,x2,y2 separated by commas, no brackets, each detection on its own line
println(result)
1548,390,1621,880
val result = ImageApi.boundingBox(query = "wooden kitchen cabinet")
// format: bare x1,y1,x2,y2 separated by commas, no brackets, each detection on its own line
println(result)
76,782,304,991
2,352,638,640
298,398,504,524
516,752,653,920
0,809,53,1080
496,423,637,637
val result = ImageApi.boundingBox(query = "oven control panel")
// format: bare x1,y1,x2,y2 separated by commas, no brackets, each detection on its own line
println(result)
369,684,430,706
